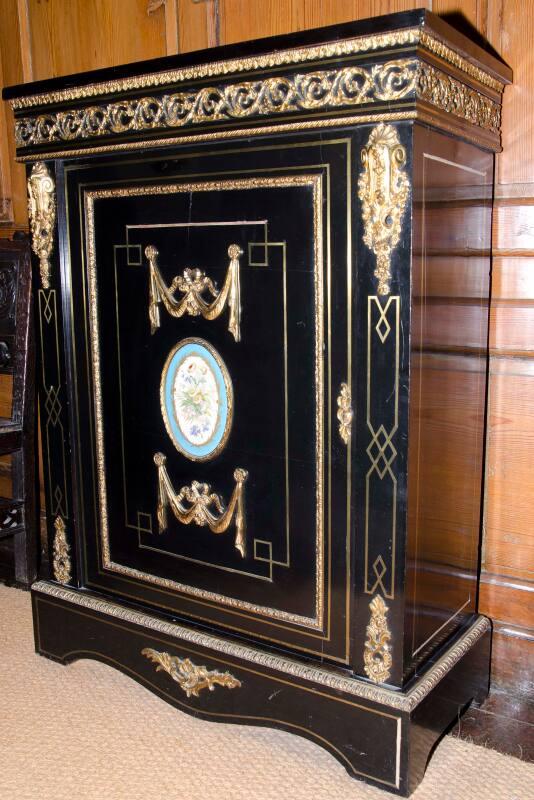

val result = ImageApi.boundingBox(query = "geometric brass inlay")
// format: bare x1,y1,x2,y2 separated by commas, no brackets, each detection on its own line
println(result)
44,385,62,428
365,296,400,600
145,243,243,341
52,516,71,585
364,595,392,684
141,647,241,697
358,124,409,295
27,162,56,289
154,452,248,558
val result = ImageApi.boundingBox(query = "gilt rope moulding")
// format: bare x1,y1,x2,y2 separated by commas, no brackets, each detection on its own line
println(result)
8,9,511,797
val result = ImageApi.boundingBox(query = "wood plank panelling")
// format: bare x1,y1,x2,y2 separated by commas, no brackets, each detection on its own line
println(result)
0,0,532,687
485,366,534,581
479,574,534,630
0,0,28,227
28,0,167,80
488,0,534,188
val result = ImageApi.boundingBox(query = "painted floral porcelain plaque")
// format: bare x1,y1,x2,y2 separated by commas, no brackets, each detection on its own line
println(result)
160,337,233,461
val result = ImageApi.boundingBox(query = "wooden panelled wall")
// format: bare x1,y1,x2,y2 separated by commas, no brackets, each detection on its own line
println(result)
0,0,532,690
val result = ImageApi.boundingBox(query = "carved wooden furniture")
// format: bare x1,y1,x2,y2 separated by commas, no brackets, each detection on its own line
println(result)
3,9,511,795
0,235,36,586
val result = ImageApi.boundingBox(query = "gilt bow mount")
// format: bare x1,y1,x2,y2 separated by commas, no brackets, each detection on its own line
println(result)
145,243,243,340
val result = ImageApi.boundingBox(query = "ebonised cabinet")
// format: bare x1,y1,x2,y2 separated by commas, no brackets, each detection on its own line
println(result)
3,9,511,795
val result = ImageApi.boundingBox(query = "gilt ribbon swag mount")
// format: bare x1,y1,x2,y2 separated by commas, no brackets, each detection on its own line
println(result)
145,243,243,340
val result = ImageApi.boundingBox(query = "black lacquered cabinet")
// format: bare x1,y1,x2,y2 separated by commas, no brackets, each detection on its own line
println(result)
3,9,511,795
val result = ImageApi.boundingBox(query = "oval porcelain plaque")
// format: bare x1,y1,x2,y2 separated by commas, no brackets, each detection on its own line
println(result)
160,338,233,461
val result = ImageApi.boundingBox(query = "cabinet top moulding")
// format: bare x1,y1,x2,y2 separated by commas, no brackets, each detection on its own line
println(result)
2,8,511,160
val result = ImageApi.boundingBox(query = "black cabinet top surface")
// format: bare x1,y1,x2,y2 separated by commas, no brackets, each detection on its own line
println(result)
2,8,511,102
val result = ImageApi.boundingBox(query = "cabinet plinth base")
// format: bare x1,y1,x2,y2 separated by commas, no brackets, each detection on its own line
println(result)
31,581,491,796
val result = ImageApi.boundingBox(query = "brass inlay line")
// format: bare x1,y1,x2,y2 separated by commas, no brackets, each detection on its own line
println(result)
146,242,242,341
9,26,503,113
364,595,393,684
155,453,248,558
142,647,241,697
52,516,71,584
28,162,55,288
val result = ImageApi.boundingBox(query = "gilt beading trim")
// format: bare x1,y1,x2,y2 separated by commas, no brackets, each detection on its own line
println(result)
33,581,491,712
9,26,503,114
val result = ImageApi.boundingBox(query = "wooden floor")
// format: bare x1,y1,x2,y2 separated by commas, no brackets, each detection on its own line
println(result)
453,689,534,763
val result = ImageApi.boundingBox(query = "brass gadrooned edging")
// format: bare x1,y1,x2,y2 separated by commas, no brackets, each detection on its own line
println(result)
33,580,491,713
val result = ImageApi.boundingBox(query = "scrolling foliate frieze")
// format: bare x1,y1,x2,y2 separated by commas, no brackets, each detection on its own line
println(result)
417,62,500,133
27,162,56,288
13,60,501,151
15,59,418,147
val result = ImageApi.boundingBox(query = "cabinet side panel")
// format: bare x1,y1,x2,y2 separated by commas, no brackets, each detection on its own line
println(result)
405,125,493,679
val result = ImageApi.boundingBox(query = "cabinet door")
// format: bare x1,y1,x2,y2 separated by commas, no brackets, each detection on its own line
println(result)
62,135,352,663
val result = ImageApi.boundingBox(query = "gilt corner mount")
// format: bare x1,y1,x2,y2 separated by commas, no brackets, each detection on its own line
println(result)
358,123,409,296
27,161,56,288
